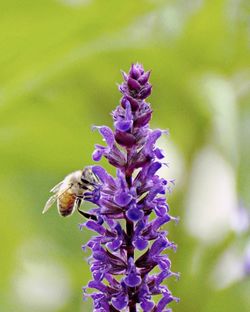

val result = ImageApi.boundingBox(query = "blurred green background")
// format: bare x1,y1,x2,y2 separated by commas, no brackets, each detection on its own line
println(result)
0,0,249,311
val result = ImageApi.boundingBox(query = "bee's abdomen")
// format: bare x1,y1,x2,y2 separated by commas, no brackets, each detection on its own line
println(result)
57,192,76,217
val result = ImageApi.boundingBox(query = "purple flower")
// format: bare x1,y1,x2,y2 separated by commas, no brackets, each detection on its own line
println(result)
82,63,179,311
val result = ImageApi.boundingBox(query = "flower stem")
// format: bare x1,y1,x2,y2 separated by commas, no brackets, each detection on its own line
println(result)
126,219,136,312
125,160,134,258
129,304,137,312
126,218,134,259
125,157,137,311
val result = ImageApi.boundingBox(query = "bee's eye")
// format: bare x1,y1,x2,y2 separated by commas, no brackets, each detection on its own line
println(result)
78,182,88,190
81,178,90,184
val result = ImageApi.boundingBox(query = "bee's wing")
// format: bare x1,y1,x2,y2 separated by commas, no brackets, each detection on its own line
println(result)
42,194,58,214
42,184,72,214
50,181,64,193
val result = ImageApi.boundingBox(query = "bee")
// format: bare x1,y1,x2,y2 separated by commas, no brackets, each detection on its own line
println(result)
42,167,99,220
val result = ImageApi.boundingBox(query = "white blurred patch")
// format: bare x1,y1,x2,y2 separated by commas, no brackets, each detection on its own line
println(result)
232,70,250,99
226,0,248,31
158,5,186,37
201,75,238,164
156,136,185,190
12,238,71,311
127,1,203,42
184,146,238,244
211,245,244,289
14,262,71,310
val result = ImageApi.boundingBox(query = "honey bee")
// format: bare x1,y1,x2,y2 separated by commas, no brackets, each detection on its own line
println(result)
42,167,99,219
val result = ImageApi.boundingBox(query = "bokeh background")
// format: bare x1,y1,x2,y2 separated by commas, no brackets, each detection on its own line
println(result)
0,0,249,311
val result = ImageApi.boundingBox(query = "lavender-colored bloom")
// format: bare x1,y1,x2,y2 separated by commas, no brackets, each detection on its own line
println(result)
82,63,179,311
243,243,250,276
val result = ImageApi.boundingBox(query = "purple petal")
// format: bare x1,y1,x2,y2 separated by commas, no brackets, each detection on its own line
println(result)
134,111,152,128
154,201,168,217
126,207,144,222
114,222,123,235
138,71,151,85
138,85,152,99
155,293,174,312
129,63,141,79
115,131,136,147
125,100,132,118
124,262,140,283
114,191,133,207
129,64,141,79
115,120,133,132
154,147,165,159
93,251,108,262
92,165,108,183
150,237,168,256
107,239,122,251
121,96,139,111
155,271,172,286
141,299,155,311
88,280,107,293
144,129,162,157
121,70,128,81
135,220,146,234
119,83,127,94
94,126,115,147
135,63,144,74
147,162,162,177
93,271,104,281
124,273,141,287
152,215,171,231
92,147,105,161
112,293,128,310
85,220,105,235
158,256,172,271
134,238,148,250
127,77,141,90
91,293,110,311
147,129,162,148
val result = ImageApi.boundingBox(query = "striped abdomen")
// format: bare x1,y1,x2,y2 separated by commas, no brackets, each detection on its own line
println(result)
57,191,76,217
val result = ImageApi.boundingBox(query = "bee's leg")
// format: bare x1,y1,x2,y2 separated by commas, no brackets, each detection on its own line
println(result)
75,197,98,221
78,209,98,221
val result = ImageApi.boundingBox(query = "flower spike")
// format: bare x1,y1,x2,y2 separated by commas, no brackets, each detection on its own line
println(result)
82,64,179,311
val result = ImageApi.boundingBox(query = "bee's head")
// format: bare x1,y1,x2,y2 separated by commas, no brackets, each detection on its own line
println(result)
81,166,100,186
80,167,101,203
